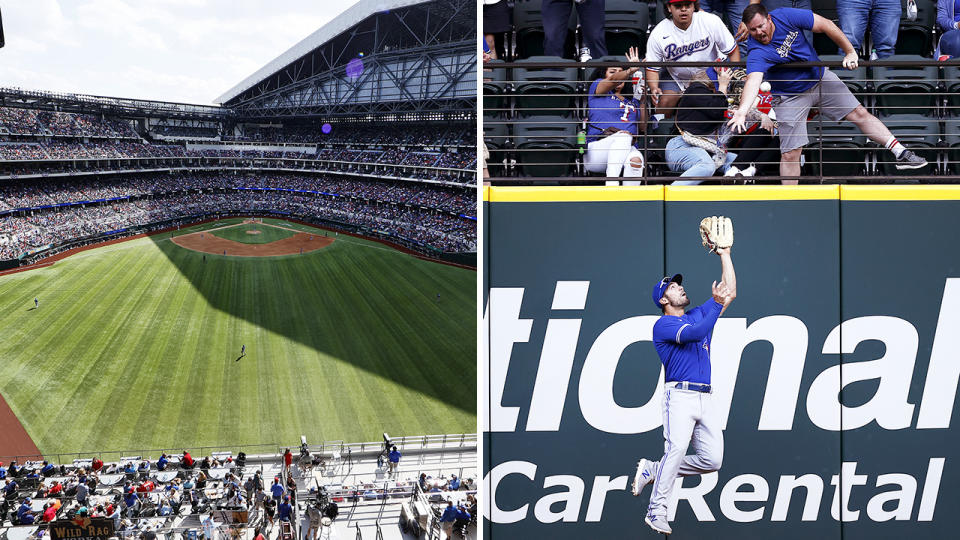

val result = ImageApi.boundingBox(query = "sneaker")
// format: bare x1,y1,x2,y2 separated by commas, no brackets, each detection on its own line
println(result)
895,150,928,170
579,47,592,62
723,166,740,177
631,459,655,496
741,164,757,177
645,514,672,535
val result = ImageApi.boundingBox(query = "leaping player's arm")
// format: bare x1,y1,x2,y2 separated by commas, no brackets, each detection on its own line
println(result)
716,247,736,315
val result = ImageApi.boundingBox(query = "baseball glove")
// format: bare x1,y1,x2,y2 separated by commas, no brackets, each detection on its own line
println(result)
699,216,734,253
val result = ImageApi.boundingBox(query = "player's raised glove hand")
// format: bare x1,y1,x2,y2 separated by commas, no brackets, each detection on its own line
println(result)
699,215,734,254
842,51,859,70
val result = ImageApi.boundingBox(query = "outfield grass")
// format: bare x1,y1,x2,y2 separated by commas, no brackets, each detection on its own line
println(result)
210,222,296,245
0,219,476,456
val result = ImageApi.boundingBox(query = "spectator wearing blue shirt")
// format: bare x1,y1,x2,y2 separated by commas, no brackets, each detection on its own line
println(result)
388,446,401,478
584,47,648,183
157,454,168,471
3,479,18,497
937,0,960,57
17,499,32,520
447,475,461,491
454,505,471,534
0,462,6,479
270,477,285,503
278,497,293,521
439,501,458,539
40,461,55,477
729,5,927,180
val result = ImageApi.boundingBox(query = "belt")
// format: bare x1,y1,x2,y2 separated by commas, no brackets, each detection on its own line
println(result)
672,381,712,393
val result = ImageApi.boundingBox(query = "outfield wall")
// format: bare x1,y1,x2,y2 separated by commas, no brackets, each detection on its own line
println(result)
482,186,960,539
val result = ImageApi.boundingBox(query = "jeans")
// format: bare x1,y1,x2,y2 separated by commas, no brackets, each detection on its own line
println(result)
699,0,750,42
666,136,737,185
837,0,900,58
543,0,607,59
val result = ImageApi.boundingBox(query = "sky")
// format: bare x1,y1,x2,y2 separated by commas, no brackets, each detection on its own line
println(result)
0,0,353,105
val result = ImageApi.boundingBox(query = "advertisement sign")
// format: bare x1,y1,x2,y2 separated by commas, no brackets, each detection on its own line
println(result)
483,186,960,539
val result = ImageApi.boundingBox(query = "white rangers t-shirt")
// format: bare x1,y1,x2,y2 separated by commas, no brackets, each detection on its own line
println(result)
646,11,737,90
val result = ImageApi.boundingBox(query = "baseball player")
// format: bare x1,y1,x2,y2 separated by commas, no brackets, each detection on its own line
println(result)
646,0,740,117
34,298,38,309
236,345,246,362
632,217,736,535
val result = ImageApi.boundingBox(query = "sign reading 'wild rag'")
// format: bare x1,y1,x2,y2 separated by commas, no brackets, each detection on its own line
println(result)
49,518,116,540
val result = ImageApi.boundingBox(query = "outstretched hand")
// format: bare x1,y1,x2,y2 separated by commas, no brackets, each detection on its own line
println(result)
735,21,749,42
625,46,641,65
712,280,732,305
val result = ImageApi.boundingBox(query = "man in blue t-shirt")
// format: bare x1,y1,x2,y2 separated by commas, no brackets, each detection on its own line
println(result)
728,4,928,181
632,240,736,536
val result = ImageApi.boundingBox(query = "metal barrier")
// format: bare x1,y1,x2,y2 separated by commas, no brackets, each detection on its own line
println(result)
0,443,278,469
483,58,960,184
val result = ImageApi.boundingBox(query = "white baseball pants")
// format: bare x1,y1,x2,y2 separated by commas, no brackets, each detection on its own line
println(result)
584,131,645,182
647,386,724,519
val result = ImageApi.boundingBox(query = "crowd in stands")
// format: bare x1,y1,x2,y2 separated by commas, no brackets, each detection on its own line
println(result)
226,124,475,147
151,125,220,139
0,451,260,529
0,172,476,260
484,0,954,182
0,107,136,138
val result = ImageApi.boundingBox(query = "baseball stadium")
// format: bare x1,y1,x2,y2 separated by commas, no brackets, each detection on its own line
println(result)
0,1,477,539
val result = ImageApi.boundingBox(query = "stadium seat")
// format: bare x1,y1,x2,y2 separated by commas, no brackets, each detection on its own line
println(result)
804,120,871,179
941,116,960,174
940,64,960,109
818,55,870,95
512,57,580,118
483,60,510,118
513,0,577,59
811,0,838,21
604,0,650,56
874,113,940,177
513,116,579,177
642,115,678,176
900,0,936,28
483,118,512,177
872,56,938,115
895,24,933,56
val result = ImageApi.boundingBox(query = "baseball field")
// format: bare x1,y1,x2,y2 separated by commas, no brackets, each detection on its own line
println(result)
0,217,476,457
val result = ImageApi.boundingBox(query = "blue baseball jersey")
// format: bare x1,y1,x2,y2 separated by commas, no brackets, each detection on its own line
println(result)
652,299,724,384
586,79,643,143
745,8,822,95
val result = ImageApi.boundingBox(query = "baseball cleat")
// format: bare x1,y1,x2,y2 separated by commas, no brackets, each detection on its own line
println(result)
645,514,672,535
895,150,928,170
631,459,655,496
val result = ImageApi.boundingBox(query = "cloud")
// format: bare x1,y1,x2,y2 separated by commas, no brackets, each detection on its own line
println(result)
0,0,346,104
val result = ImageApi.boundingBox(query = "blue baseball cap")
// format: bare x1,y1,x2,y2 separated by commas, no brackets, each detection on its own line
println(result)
652,274,683,310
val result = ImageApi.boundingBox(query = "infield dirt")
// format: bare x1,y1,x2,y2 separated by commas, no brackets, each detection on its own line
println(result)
172,221,333,256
